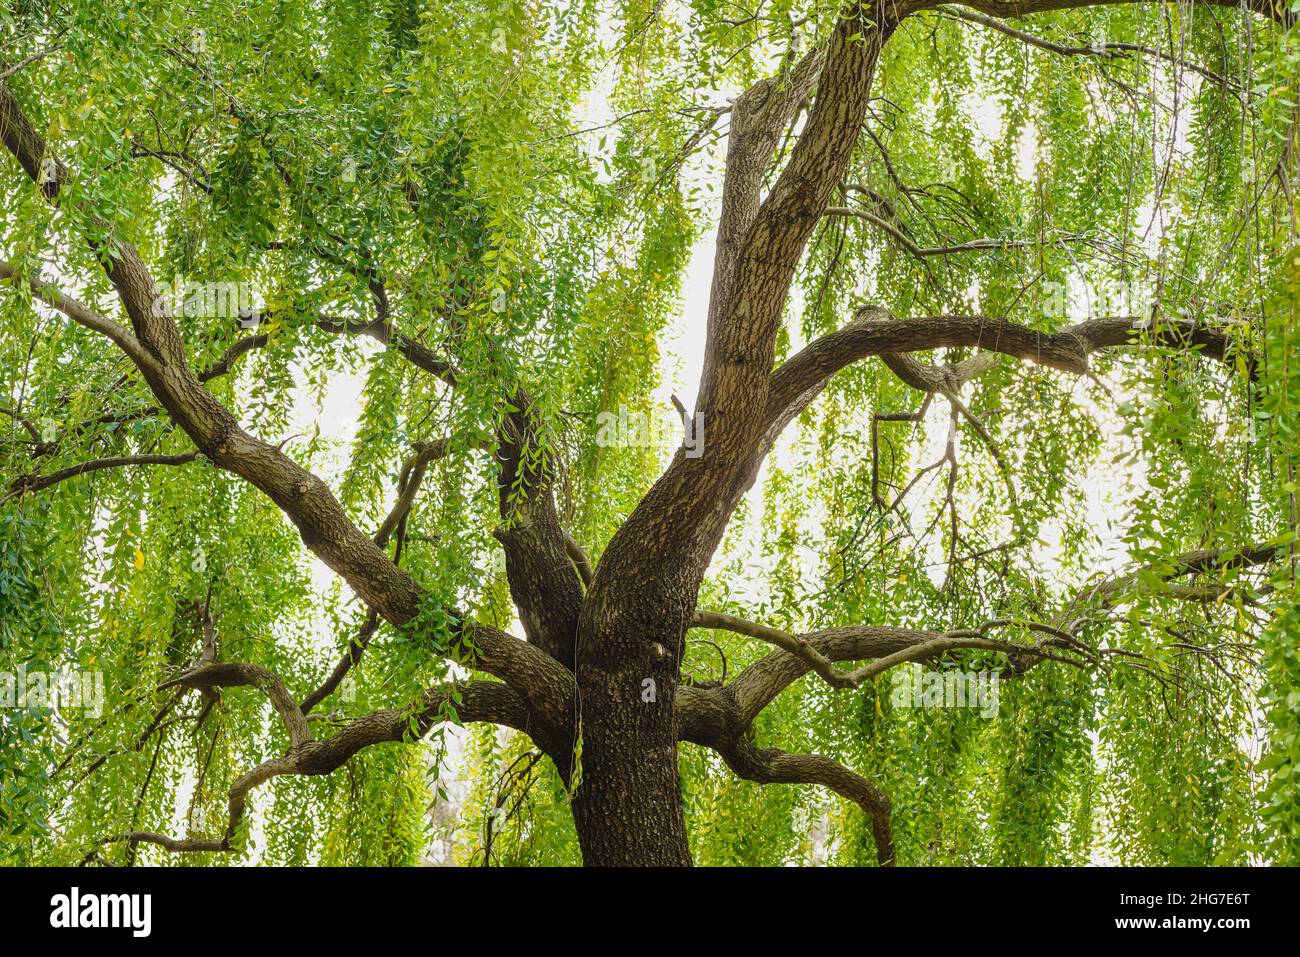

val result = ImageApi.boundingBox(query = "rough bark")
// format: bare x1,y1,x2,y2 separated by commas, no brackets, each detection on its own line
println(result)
564,7,894,866
494,388,585,665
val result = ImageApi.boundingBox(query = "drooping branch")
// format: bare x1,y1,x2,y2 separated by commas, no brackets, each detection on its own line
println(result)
3,450,200,506
673,673,897,864
0,45,65,81
197,330,271,383
936,381,1021,523
712,735,895,866
872,351,1021,529
216,318,584,671
300,437,477,716
691,0,1279,548
4,83,395,608
10,0,1289,867
676,598,1222,868
870,392,937,511
110,659,533,856
1,334,267,463
879,351,1000,394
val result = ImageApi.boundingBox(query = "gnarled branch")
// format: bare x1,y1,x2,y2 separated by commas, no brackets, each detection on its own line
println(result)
0,77,562,718
696,611,1081,720
765,306,1254,455
712,736,895,866
110,665,531,856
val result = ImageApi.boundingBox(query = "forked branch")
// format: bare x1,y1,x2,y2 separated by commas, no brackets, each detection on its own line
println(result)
109,661,532,857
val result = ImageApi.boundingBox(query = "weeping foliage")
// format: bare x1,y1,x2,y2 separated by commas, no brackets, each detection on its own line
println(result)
1,0,1298,865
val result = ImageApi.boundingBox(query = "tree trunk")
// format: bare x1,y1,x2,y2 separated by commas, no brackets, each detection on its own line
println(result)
567,582,694,865
568,693,693,866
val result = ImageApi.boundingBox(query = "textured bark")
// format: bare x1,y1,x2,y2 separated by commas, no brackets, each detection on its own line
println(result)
123,675,534,854
0,78,564,710
563,9,893,865
494,389,585,665
715,738,895,866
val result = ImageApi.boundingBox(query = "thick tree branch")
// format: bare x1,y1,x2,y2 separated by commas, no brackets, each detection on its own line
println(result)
493,388,585,664
112,665,531,856
314,315,456,385
0,77,577,734
765,306,1254,446
159,661,312,748
712,736,895,865
0,259,152,368
880,351,1000,394
564,530,594,588
582,8,896,682
714,541,1281,728
696,611,1080,719
704,41,829,350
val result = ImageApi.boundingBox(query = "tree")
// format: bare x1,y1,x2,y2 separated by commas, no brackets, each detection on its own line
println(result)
1,0,1297,867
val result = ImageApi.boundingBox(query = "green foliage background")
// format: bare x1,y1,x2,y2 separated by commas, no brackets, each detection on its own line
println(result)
1,0,1297,865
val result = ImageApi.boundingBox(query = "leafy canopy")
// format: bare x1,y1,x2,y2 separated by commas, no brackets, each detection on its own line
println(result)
1,0,1298,865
